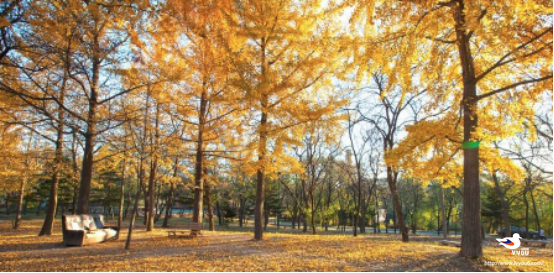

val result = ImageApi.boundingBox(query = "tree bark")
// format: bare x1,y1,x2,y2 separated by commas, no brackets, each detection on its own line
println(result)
146,157,157,231
71,186,77,215
353,173,362,237
39,73,67,235
14,132,33,230
205,183,214,231
523,187,529,238
162,157,177,228
146,102,160,231
529,188,540,237
374,184,379,233
39,162,59,234
360,200,367,234
215,200,222,226
291,204,297,229
452,0,482,257
264,207,269,230
254,159,266,240
492,171,510,237
125,150,146,250
5,193,10,215
14,177,26,229
124,190,131,220
238,194,245,228
254,38,269,241
310,191,316,235
35,195,41,215
116,141,127,239
192,87,208,235
162,183,174,228
125,180,142,250
439,185,448,239
77,125,95,215
386,167,408,242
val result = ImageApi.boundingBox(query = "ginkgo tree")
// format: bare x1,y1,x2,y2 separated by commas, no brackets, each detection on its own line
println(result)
159,0,245,232
1,0,153,235
355,0,552,257
223,0,348,240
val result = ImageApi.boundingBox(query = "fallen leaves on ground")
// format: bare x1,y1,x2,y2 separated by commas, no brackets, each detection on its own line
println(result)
0,220,551,272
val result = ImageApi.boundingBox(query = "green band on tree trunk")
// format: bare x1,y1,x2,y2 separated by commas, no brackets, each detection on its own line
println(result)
462,141,480,149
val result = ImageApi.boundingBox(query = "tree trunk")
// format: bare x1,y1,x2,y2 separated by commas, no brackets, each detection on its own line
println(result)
15,132,34,230
125,180,142,250
300,180,308,233
492,171,510,237
35,195,40,216
302,213,308,232
162,183,174,228
205,184,214,231
254,113,268,240
39,77,66,235
192,154,204,230
215,200,222,226
5,193,10,215
264,208,269,230
238,195,244,228
154,186,162,223
291,205,297,229
386,167,408,242
439,185,448,239
393,203,397,234
146,158,157,231
38,140,61,235
254,38,269,241
192,80,210,234
125,153,146,250
310,191,316,235
77,17,104,216
453,0,482,257
529,188,540,236
116,147,126,239
14,177,26,229
437,205,440,235
146,103,160,232
523,188,529,238
374,185,379,234
124,190,132,220
360,200,367,234
77,126,95,215
71,186,77,215
353,199,359,236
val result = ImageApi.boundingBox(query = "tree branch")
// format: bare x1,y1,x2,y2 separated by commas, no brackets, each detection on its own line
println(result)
476,74,553,101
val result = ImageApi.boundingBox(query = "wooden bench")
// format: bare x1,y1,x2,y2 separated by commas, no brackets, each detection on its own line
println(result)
165,223,204,237
439,240,461,247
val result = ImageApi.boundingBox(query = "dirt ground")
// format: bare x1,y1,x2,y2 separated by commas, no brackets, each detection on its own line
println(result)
0,220,552,272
